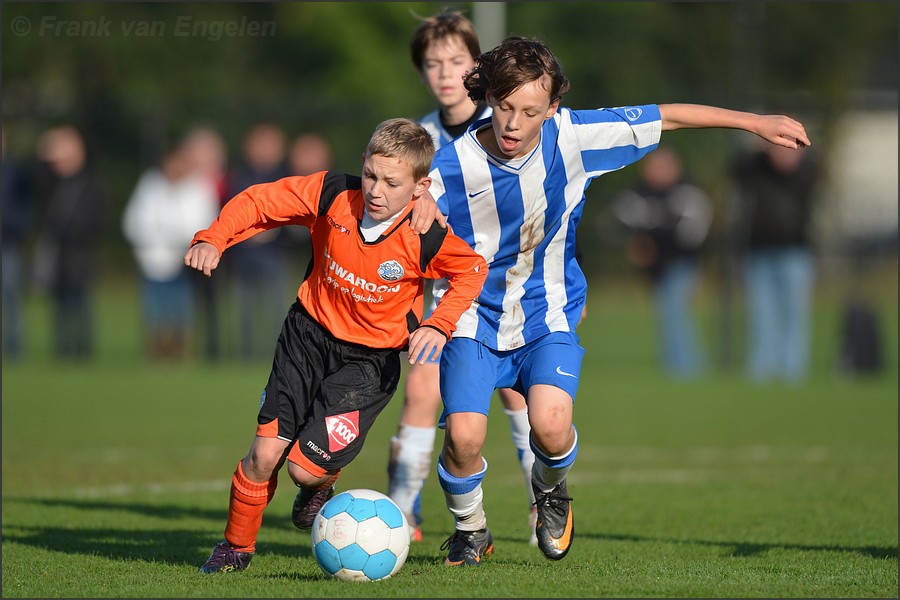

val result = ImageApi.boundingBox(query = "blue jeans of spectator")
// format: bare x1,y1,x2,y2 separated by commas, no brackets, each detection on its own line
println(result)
143,269,192,336
654,257,705,379
743,246,815,383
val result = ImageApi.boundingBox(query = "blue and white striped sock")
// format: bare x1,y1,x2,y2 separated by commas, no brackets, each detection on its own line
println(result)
530,425,578,492
437,457,488,531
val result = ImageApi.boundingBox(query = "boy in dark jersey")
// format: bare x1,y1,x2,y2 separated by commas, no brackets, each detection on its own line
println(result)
186,118,487,574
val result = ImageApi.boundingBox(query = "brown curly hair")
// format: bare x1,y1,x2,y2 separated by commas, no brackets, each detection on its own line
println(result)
464,36,570,104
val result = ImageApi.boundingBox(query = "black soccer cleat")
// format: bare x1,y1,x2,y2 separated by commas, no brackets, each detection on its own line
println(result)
291,482,336,530
532,479,574,560
440,527,494,566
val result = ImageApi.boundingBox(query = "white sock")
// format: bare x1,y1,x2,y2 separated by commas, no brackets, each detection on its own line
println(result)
387,424,436,521
532,426,578,492
504,407,537,505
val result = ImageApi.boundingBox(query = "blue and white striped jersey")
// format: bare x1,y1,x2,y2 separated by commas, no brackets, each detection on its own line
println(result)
422,104,493,318
420,104,493,150
430,104,662,351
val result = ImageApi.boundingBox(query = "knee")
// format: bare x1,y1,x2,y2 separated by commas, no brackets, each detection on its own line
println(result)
243,448,281,480
440,413,488,473
287,460,335,487
527,395,573,456
530,422,573,457
443,429,483,468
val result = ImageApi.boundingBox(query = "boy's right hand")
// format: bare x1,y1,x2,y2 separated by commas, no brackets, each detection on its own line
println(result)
408,326,447,365
184,242,221,277
409,188,447,233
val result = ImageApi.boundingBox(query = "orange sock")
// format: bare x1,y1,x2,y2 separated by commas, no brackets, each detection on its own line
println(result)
224,460,277,553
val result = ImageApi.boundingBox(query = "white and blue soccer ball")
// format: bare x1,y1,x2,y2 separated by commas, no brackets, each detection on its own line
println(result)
310,488,410,581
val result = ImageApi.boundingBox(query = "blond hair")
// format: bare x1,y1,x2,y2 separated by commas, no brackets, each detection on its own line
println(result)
366,118,435,180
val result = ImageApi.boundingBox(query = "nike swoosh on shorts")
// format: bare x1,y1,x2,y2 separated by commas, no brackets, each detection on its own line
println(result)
556,366,577,378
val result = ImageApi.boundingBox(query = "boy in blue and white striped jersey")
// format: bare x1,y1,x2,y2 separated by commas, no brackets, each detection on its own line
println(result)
388,10,540,547
432,35,811,566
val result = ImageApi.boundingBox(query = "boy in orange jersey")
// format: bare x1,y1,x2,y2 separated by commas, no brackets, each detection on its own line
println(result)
186,118,487,574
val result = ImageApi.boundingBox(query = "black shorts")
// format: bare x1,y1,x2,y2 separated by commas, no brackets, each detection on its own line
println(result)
257,301,401,475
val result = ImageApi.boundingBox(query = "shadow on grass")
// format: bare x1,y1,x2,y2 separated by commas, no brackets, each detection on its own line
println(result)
7,495,229,522
1,496,447,570
5,496,896,566
491,531,898,561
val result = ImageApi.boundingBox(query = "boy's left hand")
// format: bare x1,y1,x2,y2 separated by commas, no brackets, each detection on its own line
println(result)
409,189,447,233
408,327,447,365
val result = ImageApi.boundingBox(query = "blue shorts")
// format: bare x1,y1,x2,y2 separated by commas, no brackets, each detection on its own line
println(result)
439,331,585,420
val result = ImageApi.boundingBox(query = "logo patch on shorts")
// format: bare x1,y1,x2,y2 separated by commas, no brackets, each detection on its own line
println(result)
326,410,360,452
378,260,404,282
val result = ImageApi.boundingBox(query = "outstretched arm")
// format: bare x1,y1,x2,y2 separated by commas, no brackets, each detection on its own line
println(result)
659,104,811,149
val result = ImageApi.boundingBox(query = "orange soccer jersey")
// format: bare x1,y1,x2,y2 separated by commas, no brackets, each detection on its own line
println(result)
191,171,487,349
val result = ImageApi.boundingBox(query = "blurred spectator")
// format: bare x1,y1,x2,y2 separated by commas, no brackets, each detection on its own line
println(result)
181,126,229,361
288,132,333,177
612,145,713,379
730,141,820,383
2,129,35,362
182,126,229,201
33,125,108,360
225,123,290,360
838,297,883,376
122,143,219,361
285,131,334,266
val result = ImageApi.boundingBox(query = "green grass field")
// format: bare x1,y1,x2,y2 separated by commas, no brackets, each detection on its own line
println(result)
2,276,897,598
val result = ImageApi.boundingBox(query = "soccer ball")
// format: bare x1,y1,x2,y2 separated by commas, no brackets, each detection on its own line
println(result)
310,488,410,581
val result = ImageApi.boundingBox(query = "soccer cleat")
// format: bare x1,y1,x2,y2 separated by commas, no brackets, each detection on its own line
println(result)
408,505,424,542
532,479,574,560
199,540,254,573
440,528,494,566
410,524,423,543
292,480,337,530
528,506,538,546
411,491,423,541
